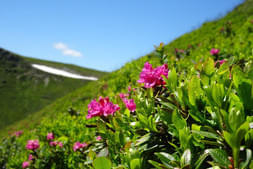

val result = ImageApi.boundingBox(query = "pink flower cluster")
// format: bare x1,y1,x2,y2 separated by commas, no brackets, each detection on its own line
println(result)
28,154,34,161
123,99,136,112
15,130,23,137
96,136,102,141
120,93,136,112
210,48,220,55
26,140,40,151
46,133,63,148
22,161,30,169
137,62,169,88
50,141,63,148
47,133,54,140
22,154,33,168
86,97,120,119
73,142,88,152
119,93,129,99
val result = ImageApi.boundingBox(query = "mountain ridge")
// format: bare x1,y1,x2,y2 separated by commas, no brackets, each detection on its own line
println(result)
0,47,107,130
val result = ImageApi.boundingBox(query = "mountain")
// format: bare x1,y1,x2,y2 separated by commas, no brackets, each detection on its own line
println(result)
0,48,107,130
1,0,253,168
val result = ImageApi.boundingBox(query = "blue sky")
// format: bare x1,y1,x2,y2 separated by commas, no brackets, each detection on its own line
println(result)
0,0,243,71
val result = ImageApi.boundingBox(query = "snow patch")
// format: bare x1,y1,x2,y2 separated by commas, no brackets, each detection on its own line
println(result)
31,64,98,80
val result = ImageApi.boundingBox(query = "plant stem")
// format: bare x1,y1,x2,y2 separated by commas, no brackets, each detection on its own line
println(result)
233,148,239,168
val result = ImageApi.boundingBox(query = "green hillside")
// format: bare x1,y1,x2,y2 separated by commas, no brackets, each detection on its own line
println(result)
1,0,253,168
0,48,107,130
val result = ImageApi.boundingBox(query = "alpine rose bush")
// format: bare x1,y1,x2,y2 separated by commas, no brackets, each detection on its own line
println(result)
123,98,136,112
137,62,168,88
96,136,102,141
73,142,88,152
22,161,30,169
47,133,54,140
28,154,33,161
86,96,120,119
119,93,129,99
14,130,23,137
26,140,40,151
210,48,220,55
50,141,63,147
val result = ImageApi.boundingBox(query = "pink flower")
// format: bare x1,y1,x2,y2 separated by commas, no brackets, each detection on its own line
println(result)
218,59,226,65
22,161,30,169
50,141,63,147
215,59,226,66
86,97,120,119
73,142,88,152
119,93,129,99
137,62,169,88
26,140,40,151
50,141,57,146
96,136,102,141
15,130,23,137
58,142,63,148
210,48,220,55
47,133,54,140
128,86,132,92
28,154,33,161
123,98,136,112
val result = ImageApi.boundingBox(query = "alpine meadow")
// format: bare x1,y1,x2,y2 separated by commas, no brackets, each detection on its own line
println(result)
1,0,253,169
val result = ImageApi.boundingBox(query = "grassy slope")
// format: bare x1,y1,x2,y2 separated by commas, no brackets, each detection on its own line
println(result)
0,55,160,137
0,48,107,130
162,0,253,59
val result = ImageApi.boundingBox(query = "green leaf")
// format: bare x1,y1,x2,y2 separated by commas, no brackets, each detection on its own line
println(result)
172,109,186,130
135,134,150,146
148,115,157,132
179,127,191,150
180,149,191,168
223,131,235,149
205,149,230,167
191,130,219,139
166,68,177,91
228,99,245,132
211,83,224,107
155,152,175,165
194,151,209,169
130,158,141,169
188,76,201,106
234,122,249,148
93,157,112,169
203,57,215,76
148,160,169,169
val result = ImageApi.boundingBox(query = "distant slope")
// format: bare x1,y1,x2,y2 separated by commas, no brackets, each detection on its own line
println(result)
0,48,107,130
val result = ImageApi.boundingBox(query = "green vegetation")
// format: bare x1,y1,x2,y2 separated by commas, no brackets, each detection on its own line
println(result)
0,48,107,130
1,0,253,168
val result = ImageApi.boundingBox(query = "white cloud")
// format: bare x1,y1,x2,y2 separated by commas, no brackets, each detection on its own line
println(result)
53,42,82,57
